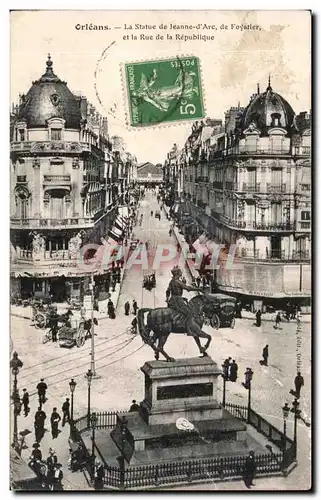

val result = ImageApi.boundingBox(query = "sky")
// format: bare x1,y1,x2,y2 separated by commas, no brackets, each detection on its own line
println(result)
10,10,311,165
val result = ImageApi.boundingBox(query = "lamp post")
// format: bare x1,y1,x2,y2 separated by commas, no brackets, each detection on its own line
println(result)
89,276,96,376
10,352,23,453
69,378,77,436
291,398,301,459
242,367,253,423
90,412,98,478
221,363,229,408
282,402,290,454
86,369,93,428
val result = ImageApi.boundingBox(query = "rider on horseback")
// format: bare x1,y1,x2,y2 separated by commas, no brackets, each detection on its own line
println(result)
166,266,207,350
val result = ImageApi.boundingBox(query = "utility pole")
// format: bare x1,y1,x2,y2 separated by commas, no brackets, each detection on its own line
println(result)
90,274,96,376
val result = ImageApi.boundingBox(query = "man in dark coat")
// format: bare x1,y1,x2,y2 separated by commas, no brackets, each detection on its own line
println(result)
34,406,46,442
129,400,140,412
50,407,61,439
255,310,262,327
51,464,63,491
124,301,130,315
62,398,70,427
131,316,138,334
94,461,105,490
274,311,282,329
132,300,138,315
223,357,232,380
243,450,256,488
36,378,48,405
294,372,304,398
229,360,238,382
22,388,30,416
262,345,269,366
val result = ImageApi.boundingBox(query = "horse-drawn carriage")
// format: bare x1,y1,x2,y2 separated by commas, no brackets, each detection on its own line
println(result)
58,321,87,348
32,293,54,329
202,293,237,330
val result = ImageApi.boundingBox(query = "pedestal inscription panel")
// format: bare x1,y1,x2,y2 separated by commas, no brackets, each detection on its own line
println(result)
157,382,213,400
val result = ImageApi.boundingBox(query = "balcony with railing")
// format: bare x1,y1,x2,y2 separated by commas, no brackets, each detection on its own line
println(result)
241,182,261,192
10,217,96,229
267,183,286,193
297,221,311,231
11,141,92,154
209,212,294,232
227,145,291,156
14,248,78,267
43,175,71,184
294,146,311,156
212,181,223,190
238,248,310,262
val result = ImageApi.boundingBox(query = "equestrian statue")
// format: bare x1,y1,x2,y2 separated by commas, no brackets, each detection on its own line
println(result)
137,266,212,362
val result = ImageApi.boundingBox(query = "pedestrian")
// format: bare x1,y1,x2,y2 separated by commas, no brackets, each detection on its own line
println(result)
129,399,140,412
31,442,42,462
294,372,304,398
51,463,63,491
94,460,105,490
131,316,138,335
50,407,61,439
202,276,207,289
34,406,46,442
223,357,231,380
22,388,30,416
255,309,262,327
124,301,130,316
229,360,238,382
196,276,201,288
108,300,116,319
235,300,242,319
132,299,138,315
46,448,58,489
37,378,48,405
61,398,70,427
262,344,269,366
274,311,282,329
243,450,256,488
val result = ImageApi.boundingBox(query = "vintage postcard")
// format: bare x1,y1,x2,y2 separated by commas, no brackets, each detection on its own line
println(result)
10,10,311,491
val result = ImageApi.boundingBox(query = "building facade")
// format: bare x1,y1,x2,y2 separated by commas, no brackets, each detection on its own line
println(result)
10,55,135,302
166,80,311,307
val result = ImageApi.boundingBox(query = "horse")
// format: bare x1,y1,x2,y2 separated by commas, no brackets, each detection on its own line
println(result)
137,295,211,361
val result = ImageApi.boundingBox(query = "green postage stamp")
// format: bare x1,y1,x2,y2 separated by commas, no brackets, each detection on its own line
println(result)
124,56,204,127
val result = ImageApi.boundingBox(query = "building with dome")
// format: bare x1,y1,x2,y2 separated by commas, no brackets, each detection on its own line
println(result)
166,78,311,309
10,55,135,302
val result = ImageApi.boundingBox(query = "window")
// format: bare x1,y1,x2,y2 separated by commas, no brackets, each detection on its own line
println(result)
19,129,25,142
301,184,311,191
51,129,62,141
271,168,282,186
301,211,310,221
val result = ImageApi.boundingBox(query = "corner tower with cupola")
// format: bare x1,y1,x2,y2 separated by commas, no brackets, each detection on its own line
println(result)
10,55,116,302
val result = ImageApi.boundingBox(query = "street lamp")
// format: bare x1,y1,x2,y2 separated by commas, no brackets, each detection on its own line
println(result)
221,363,229,408
10,352,23,453
282,402,290,453
90,412,98,478
86,369,93,428
242,367,254,423
290,398,301,459
69,378,77,436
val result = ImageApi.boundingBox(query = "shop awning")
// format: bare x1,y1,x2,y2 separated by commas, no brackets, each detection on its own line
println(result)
114,216,127,233
109,227,122,240
118,206,129,218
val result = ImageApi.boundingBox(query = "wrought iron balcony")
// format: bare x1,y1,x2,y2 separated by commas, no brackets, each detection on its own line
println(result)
10,217,95,229
43,175,71,183
294,146,311,156
238,249,310,261
227,146,291,156
298,221,311,230
266,183,286,193
242,182,261,192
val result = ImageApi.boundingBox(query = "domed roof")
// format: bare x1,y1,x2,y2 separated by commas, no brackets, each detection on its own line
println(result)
16,55,82,129
239,77,296,136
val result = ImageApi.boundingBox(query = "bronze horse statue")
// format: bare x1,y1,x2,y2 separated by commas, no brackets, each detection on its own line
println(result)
137,295,211,361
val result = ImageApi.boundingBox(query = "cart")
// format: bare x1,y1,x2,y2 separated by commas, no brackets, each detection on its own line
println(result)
202,293,237,330
58,321,86,348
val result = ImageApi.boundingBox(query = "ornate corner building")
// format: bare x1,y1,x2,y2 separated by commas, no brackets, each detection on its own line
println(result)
164,79,311,308
10,55,136,302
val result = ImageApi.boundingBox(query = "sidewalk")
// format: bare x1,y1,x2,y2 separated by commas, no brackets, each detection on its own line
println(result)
10,272,124,322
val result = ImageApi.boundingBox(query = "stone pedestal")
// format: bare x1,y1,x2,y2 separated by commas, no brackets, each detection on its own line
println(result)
140,357,223,425
110,357,252,465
